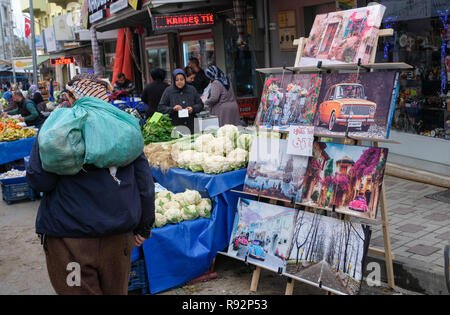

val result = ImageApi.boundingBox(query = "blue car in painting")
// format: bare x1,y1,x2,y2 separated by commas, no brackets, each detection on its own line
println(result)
248,240,266,261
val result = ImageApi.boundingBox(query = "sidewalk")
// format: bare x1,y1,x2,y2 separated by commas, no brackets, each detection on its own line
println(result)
369,174,450,294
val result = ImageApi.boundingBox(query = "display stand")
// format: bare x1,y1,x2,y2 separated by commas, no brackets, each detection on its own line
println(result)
238,27,410,295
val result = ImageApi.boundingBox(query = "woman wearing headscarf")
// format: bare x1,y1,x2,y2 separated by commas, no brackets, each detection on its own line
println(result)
158,69,204,134
204,65,240,126
141,68,169,120
30,85,47,113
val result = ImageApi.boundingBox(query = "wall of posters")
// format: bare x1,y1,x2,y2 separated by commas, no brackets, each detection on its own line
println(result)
285,210,371,295
314,71,399,139
255,73,322,128
227,198,298,272
244,137,309,203
301,142,388,220
297,4,386,67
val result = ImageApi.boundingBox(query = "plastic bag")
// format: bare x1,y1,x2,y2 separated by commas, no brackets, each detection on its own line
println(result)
201,83,211,104
38,108,87,175
73,97,144,168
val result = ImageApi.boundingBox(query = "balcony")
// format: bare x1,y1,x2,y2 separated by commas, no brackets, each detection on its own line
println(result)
47,0,75,8
21,0,50,14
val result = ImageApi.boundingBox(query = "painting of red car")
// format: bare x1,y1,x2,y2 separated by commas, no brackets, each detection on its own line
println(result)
233,236,249,250
349,195,368,212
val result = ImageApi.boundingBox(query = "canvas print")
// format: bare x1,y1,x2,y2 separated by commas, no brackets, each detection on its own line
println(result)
297,4,386,67
314,71,399,139
255,74,322,128
301,142,388,220
285,210,371,295
244,137,309,203
227,198,298,272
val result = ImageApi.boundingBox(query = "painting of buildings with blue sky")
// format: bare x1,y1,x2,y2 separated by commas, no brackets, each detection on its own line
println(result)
301,142,388,220
244,137,309,203
285,210,371,295
227,198,298,273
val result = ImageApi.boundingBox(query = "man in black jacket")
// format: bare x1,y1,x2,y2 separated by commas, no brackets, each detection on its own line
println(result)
26,73,155,295
141,68,169,120
188,57,210,95
1,91,45,128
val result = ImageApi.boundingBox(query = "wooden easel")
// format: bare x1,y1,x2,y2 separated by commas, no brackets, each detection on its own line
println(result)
244,27,411,295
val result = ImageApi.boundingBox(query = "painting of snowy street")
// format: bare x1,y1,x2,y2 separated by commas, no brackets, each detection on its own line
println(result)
297,4,386,67
244,137,309,203
301,142,388,220
314,72,399,140
227,198,298,273
285,211,371,295
255,74,322,129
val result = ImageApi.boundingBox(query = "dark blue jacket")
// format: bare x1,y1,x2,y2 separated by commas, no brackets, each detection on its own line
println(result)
26,139,155,238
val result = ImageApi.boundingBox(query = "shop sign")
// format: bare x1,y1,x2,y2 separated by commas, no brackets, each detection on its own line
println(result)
286,125,314,157
110,0,129,14
88,0,112,13
89,9,106,23
50,57,75,66
152,13,214,30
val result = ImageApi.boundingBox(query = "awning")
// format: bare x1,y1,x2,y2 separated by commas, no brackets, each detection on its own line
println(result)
23,56,50,71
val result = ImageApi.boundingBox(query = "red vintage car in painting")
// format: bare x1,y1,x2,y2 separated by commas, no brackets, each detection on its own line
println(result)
349,195,368,212
317,83,376,132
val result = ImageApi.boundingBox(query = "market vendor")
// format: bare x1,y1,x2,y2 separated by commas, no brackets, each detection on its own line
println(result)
158,68,204,134
1,91,46,128
112,73,135,95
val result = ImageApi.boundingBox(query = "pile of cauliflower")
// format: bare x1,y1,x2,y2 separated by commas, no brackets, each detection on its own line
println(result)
171,125,254,174
153,189,213,228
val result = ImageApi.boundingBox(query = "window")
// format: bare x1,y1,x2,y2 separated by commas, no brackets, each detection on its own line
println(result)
147,48,170,81
182,39,215,68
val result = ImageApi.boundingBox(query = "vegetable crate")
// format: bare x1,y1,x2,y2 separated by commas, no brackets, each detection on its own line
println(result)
128,258,149,295
1,181,36,205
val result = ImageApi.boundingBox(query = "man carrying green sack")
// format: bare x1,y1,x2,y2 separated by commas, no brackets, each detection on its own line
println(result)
26,73,155,295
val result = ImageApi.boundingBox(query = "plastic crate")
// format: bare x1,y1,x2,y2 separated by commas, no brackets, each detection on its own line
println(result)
1,182,36,205
128,258,149,294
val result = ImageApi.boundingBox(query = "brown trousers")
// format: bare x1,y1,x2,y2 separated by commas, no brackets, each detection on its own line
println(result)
44,232,136,295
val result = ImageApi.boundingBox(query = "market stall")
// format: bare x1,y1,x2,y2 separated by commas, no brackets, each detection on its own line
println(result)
0,136,36,165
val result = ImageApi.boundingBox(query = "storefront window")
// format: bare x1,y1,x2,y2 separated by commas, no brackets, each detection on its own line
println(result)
103,41,116,82
182,39,215,68
375,0,449,139
147,48,171,81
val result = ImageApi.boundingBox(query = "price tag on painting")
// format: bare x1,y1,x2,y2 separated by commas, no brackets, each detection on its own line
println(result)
287,125,314,157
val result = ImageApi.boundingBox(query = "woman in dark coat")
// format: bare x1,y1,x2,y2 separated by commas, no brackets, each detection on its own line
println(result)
158,69,204,134
204,65,240,126
141,68,169,120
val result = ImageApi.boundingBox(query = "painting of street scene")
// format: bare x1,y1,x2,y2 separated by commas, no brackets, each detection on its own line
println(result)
244,137,309,203
314,72,399,139
301,142,388,220
255,74,322,128
285,210,371,295
227,198,298,272
297,4,386,67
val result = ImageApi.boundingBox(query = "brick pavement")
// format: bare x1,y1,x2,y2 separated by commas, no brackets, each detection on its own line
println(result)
370,175,450,268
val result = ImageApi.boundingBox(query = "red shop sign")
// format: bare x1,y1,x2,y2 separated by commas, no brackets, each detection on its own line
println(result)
153,13,214,30
50,57,74,66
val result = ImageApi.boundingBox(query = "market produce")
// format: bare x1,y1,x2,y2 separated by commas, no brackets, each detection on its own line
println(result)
153,188,213,228
142,114,179,144
0,169,26,179
143,142,178,172
0,119,37,142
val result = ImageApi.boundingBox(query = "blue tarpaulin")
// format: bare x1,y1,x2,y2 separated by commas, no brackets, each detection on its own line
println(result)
138,167,246,294
0,137,36,165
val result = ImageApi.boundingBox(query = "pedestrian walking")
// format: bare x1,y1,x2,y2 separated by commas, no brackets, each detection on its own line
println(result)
26,73,155,295
204,65,240,126
141,68,169,119
158,68,204,134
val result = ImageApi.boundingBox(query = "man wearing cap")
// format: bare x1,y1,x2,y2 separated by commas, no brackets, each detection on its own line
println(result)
26,73,155,295
1,91,46,128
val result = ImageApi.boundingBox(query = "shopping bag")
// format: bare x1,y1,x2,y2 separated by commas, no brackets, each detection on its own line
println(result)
73,97,144,168
38,107,87,175
201,83,212,104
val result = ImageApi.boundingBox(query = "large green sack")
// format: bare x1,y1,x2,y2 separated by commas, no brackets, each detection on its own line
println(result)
38,108,87,175
73,97,144,168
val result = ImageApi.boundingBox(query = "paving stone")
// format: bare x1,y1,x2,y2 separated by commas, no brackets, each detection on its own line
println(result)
391,206,412,215
406,244,441,256
397,224,425,233
435,231,450,241
422,213,450,222
370,236,398,248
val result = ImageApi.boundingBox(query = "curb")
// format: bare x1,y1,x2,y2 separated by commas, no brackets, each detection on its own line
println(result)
366,253,449,295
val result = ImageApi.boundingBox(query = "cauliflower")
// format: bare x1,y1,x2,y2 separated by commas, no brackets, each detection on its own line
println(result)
202,155,230,174
164,207,183,224
194,134,215,153
197,198,212,218
157,191,174,201
183,189,202,205
155,204,165,215
208,137,235,156
187,152,206,172
172,193,186,206
181,205,200,221
237,134,254,151
163,201,182,211
155,197,169,209
154,213,168,228
176,150,197,168
217,125,239,143
226,148,249,170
